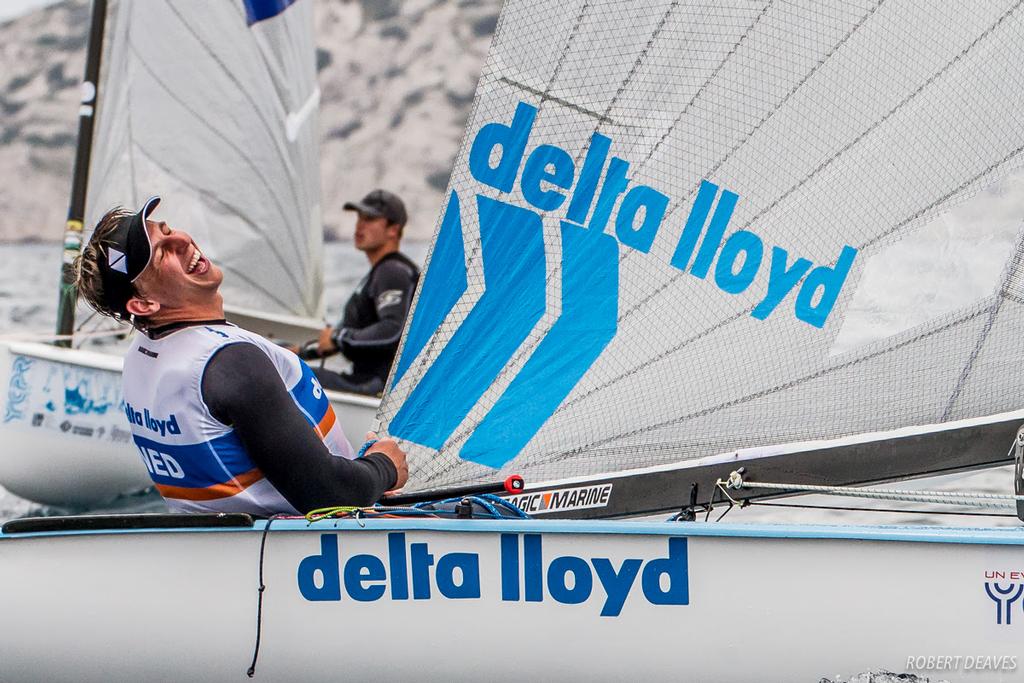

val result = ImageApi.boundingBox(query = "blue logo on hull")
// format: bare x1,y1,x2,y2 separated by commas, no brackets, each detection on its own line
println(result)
297,532,688,618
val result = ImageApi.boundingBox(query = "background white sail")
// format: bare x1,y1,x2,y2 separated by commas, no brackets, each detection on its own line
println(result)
83,0,323,328
383,0,1024,491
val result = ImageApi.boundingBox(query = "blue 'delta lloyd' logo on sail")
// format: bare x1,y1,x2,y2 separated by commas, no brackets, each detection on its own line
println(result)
390,101,858,467
297,532,688,618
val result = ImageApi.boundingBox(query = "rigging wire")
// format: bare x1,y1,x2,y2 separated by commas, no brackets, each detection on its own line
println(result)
744,501,1018,518
719,471,1024,510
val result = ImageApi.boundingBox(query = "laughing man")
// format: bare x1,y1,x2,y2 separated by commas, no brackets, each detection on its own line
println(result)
74,196,408,516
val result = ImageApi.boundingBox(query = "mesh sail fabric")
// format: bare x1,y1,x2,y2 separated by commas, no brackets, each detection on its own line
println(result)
382,0,1024,492
84,0,323,323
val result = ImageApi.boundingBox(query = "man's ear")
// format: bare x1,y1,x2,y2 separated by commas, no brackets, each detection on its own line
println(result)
126,295,160,318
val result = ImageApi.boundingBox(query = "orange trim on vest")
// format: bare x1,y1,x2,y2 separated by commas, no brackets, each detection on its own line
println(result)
316,404,337,439
155,467,264,501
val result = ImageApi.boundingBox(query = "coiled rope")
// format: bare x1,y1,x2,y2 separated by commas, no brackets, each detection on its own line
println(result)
304,494,530,522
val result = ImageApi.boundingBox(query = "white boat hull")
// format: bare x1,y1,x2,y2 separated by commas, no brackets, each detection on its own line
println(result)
0,341,379,507
0,518,1022,681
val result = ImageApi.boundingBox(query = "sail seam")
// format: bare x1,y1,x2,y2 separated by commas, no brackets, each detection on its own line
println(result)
162,1,298,180
539,0,590,108
615,0,1023,333
548,307,990,463
661,0,883,213
476,1,685,417
551,6,1024,418
598,0,679,133
639,0,776,170
498,78,609,123
1002,291,1024,308
427,3,688,464
941,227,1024,419
398,0,587,390
395,1,596,466
862,141,1024,252
159,0,312,286
130,141,310,310
740,0,1024,231
125,34,309,286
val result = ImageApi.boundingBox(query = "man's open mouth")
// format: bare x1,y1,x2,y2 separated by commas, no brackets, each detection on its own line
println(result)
187,248,207,274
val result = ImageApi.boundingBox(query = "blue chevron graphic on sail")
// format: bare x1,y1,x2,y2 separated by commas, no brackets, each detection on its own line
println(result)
391,191,468,386
461,222,618,468
389,193,546,449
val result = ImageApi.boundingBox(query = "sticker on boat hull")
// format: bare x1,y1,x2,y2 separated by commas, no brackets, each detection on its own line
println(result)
506,483,613,515
984,570,1024,625
3,353,130,444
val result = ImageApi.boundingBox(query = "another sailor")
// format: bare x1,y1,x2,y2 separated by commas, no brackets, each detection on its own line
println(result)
74,196,408,516
296,189,419,396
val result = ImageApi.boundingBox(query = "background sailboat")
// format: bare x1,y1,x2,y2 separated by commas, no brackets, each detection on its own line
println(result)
0,0,379,506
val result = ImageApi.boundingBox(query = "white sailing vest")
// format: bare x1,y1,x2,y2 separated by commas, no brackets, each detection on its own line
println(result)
121,323,356,515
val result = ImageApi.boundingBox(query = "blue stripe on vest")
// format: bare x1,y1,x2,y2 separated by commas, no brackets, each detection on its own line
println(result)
242,0,297,25
290,359,330,427
133,432,252,488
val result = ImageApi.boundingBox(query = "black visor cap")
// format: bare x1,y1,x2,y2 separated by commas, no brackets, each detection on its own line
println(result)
97,196,159,316
343,189,407,227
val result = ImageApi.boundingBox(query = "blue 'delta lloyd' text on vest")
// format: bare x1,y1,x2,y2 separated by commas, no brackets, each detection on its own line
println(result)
124,402,181,437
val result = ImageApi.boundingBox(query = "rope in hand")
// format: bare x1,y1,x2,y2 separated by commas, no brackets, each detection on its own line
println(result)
356,437,378,459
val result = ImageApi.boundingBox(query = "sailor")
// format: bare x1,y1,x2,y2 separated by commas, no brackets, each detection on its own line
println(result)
295,189,419,396
74,196,408,516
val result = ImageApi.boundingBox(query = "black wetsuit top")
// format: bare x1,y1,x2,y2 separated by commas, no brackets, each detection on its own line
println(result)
146,320,398,512
316,251,419,384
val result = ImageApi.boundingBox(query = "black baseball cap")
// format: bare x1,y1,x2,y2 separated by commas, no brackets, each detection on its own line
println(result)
344,189,407,227
97,196,160,317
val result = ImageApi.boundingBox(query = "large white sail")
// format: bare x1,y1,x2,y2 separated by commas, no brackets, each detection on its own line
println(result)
84,0,323,327
383,0,1024,493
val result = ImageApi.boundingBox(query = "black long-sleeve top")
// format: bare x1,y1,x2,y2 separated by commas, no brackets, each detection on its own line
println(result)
201,342,397,512
303,251,419,383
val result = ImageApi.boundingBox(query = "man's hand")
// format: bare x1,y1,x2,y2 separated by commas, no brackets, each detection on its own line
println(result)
317,326,337,356
364,431,409,490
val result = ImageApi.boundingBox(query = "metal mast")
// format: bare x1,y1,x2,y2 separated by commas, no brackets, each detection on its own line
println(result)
55,0,107,347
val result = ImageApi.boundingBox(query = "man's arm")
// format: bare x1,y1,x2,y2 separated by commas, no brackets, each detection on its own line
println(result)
201,343,403,511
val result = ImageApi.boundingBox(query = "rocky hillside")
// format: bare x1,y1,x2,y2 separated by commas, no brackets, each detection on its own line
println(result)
0,0,499,242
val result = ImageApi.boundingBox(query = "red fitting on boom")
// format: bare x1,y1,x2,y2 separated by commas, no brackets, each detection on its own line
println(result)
504,475,525,494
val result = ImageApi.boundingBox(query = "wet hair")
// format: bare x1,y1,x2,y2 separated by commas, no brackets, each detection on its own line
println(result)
74,207,149,329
